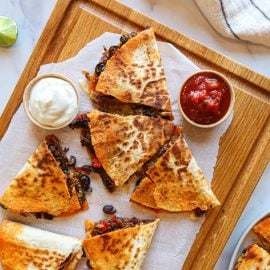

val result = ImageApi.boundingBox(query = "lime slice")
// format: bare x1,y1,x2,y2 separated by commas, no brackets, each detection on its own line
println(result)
0,16,18,47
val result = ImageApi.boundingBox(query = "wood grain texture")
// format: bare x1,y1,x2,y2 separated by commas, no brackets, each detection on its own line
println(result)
0,0,269,269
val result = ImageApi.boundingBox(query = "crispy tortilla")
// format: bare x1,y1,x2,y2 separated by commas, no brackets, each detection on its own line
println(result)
235,244,270,270
83,219,159,270
0,220,83,270
131,136,220,212
0,140,84,217
88,110,180,187
93,28,173,119
253,216,270,251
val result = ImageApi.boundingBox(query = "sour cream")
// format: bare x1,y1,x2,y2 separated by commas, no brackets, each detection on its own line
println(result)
28,77,78,127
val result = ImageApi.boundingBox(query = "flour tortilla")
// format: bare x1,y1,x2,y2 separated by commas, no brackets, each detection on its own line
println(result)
0,138,85,217
0,220,83,270
131,136,220,212
88,110,180,187
83,219,159,270
93,28,173,119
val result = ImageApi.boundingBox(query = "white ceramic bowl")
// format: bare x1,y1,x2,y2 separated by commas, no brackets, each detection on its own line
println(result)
178,70,235,128
23,73,80,130
228,211,270,270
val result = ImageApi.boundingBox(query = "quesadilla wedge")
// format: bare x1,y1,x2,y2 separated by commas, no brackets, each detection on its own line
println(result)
131,135,220,214
83,216,159,270
70,110,181,192
0,220,83,270
253,216,270,251
86,28,173,120
235,244,270,270
0,134,90,219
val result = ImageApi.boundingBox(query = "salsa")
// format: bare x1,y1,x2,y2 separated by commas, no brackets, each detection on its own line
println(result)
180,72,231,125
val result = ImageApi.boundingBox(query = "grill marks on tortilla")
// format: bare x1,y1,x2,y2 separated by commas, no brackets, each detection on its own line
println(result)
0,220,83,270
93,28,173,119
83,218,159,269
88,111,180,188
0,137,85,217
131,136,220,212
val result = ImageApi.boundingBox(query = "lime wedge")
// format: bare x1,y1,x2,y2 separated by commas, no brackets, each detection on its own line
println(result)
0,16,18,47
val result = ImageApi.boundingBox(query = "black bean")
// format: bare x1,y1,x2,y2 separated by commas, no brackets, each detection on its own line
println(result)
95,62,106,75
43,213,54,220
120,34,129,44
108,46,119,57
80,174,90,191
68,155,76,166
103,205,117,215
194,207,205,217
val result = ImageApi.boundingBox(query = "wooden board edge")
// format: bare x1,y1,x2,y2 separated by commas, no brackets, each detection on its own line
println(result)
0,0,73,140
91,0,270,93
185,118,270,269
0,0,268,268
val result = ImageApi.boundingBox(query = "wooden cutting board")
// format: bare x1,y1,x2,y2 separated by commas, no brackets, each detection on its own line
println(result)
0,0,269,269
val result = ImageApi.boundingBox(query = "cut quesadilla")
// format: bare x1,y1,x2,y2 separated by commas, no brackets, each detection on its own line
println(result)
86,28,174,120
235,244,270,270
131,135,220,214
83,216,159,270
0,220,83,270
70,110,181,192
253,217,270,251
0,134,90,219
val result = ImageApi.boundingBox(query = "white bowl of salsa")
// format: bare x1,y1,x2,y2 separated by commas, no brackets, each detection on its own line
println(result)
178,70,235,128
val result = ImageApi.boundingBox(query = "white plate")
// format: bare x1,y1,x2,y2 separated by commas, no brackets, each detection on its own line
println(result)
228,211,270,270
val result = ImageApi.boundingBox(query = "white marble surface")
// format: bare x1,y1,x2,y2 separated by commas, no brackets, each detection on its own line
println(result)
0,0,269,269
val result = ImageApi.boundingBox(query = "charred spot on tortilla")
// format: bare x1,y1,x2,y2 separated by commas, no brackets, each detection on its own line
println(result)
86,28,173,120
131,136,220,213
71,111,180,191
83,217,159,269
0,220,83,269
0,135,90,218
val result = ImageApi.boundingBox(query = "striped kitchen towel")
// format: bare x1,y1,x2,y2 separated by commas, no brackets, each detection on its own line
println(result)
195,0,270,47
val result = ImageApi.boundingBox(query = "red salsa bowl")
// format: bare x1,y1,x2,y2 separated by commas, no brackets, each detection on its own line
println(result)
179,70,235,128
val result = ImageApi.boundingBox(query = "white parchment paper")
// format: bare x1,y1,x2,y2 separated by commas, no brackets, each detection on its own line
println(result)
0,33,232,270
